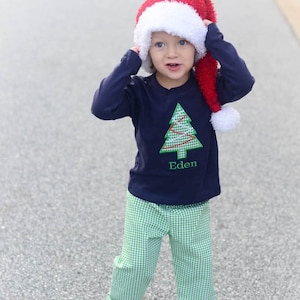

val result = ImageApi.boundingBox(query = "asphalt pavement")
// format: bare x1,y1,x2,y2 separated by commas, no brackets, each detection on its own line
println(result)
0,0,299,299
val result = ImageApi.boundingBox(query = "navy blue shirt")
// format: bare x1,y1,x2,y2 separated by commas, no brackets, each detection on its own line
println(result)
92,24,254,205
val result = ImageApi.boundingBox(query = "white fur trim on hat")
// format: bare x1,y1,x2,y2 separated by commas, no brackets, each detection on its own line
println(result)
134,1,208,73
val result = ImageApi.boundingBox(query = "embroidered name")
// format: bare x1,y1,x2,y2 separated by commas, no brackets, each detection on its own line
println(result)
169,160,198,170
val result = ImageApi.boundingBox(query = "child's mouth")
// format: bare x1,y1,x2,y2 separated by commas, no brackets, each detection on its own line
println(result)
166,63,180,70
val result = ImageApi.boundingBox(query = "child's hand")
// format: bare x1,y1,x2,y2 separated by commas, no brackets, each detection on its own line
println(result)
131,46,140,54
203,19,213,27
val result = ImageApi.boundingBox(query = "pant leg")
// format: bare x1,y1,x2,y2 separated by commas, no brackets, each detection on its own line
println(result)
169,202,216,300
107,192,169,300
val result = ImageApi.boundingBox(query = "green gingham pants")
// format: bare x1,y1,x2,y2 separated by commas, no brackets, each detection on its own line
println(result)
106,191,216,300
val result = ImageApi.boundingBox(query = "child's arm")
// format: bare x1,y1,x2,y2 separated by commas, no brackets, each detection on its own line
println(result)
91,49,142,120
205,22,255,104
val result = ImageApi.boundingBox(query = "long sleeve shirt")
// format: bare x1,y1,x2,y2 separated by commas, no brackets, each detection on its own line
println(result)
92,24,254,205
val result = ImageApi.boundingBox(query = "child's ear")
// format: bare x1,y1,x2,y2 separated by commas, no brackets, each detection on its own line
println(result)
194,51,199,66
150,64,156,72
149,57,155,72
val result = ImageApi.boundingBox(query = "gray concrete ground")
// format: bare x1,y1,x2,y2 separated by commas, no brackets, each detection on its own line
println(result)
0,0,299,299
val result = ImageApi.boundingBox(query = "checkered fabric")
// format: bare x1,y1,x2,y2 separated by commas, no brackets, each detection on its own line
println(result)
106,191,216,300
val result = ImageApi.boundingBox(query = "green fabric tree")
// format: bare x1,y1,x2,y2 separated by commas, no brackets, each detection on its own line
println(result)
160,103,203,160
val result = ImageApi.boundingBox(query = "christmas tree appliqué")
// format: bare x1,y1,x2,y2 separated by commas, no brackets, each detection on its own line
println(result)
160,103,203,160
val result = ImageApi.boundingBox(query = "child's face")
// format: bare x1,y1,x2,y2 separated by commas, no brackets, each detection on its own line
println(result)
149,31,196,89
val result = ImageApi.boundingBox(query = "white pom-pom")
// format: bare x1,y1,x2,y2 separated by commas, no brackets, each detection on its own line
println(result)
210,106,240,132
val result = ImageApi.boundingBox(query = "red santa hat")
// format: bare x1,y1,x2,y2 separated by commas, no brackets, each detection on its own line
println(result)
134,0,240,132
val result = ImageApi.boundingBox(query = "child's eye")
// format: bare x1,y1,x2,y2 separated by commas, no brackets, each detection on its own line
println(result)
155,42,164,48
179,39,188,46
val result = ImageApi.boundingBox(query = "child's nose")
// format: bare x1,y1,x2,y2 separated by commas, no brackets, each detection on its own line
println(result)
166,45,178,58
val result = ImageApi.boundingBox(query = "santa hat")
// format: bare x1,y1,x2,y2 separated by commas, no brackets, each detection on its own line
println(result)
134,0,240,132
